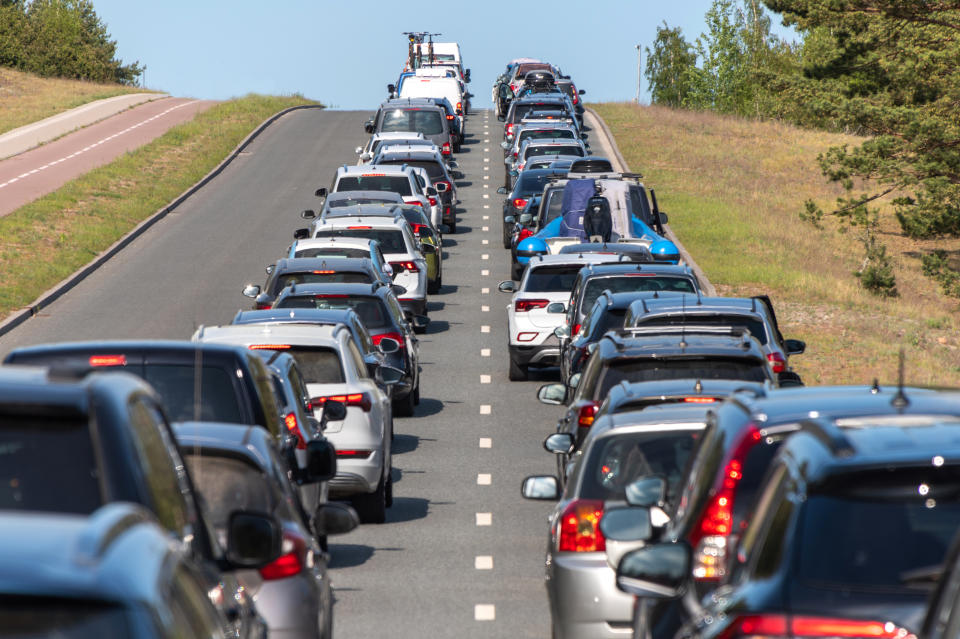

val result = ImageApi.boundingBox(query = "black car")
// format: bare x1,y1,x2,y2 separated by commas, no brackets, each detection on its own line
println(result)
365,100,453,157
558,290,647,383
502,95,574,132
921,528,960,639
569,157,614,173
499,168,567,247
620,407,960,639
241,257,393,310
373,149,458,228
555,78,586,122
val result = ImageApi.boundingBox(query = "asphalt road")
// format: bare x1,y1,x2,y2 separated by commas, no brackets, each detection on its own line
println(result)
0,108,563,638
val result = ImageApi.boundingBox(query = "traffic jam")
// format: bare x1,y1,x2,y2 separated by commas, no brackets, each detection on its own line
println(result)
2,33,960,639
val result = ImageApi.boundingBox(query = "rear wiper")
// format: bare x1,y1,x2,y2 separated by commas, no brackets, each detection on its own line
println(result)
899,564,943,586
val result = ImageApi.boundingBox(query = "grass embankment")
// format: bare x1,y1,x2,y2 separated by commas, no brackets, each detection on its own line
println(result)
0,94,318,318
0,68,151,136
593,102,960,386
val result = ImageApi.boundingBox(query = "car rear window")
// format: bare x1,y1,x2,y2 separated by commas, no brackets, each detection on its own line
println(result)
637,315,769,345
580,431,700,502
380,159,446,180
0,598,132,638
512,103,563,121
524,144,584,159
285,347,344,384
275,271,372,290
541,189,565,224
516,171,560,196
519,129,576,143
314,229,407,253
275,295,390,330
380,108,444,135
582,276,697,311
592,308,627,338
294,247,369,259
524,265,583,292
596,358,769,398
797,467,960,590
142,365,244,423
337,175,412,197
183,455,275,533
0,416,102,514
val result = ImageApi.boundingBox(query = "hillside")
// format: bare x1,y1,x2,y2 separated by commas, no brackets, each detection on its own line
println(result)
593,102,960,387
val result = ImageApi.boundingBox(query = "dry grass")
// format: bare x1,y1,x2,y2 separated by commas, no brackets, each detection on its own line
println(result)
0,67,149,135
593,102,960,386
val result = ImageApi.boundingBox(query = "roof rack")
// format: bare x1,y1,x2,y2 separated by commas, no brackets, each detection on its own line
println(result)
797,417,856,457
621,325,753,339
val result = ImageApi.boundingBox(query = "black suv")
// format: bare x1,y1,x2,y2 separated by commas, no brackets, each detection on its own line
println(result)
242,257,392,310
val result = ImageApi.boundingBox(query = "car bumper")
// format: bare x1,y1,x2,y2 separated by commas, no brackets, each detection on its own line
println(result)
253,572,328,639
509,340,560,366
547,552,635,639
399,297,427,317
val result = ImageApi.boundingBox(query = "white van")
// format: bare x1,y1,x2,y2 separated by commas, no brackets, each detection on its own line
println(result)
399,76,465,117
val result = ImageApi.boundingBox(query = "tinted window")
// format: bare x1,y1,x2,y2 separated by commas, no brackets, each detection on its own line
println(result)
286,347,345,384
275,271,371,289
142,364,243,423
596,358,769,398
637,315,769,345
380,108,444,135
524,145,584,159
337,175,412,196
594,308,627,337
328,196,396,207
516,171,560,196
541,189,565,224
581,276,697,312
275,295,390,330
294,247,369,259
581,431,700,501
0,417,101,514
519,129,575,143
380,159,445,180
184,455,275,533
314,229,407,253
733,434,791,527
0,599,132,638
512,103,563,121
524,265,583,292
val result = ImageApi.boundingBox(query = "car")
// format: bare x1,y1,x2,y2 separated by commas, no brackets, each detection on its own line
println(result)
371,145,459,230
498,253,628,380
555,78,586,123
355,131,427,163
508,139,587,185
520,404,712,639
502,94,573,135
621,409,960,639
175,421,358,639
364,100,454,156
625,294,806,386
269,282,423,413
397,78,465,139
299,213,431,319
284,236,390,272
321,164,436,221
242,256,394,310
192,323,400,523
501,122,581,160
499,168,568,248
0,503,240,639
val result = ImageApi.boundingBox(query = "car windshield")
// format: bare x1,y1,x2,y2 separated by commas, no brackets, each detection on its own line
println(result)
314,229,407,253
581,431,700,502
184,455,275,535
380,109,444,135
142,365,244,423
582,276,697,312
524,144,584,159
337,175,412,196
596,358,769,398
380,159,446,180
515,172,560,197
0,416,102,514
524,265,583,292
636,315,769,345
275,271,372,289
797,468,960,591
294,247,369,259
0,599,132,638
275,295,390,330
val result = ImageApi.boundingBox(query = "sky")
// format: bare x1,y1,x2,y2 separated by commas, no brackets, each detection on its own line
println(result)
91,0,798,110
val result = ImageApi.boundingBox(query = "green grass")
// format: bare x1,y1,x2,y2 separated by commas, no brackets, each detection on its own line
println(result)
592,102,960,386
0,94,318,317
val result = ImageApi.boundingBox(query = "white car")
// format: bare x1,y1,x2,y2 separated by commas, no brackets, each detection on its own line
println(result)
399,76,465,119
498,253,627,380
372,144,458,228
308,211,431,320
355,131,428,163
322,164,435,223
192,323,399,523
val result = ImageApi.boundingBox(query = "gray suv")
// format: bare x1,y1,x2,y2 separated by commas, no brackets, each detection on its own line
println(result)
365,99,454,157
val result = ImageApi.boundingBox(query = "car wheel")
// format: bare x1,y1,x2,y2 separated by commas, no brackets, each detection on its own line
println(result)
353,472,387,524
428,278,440,294
385,469,393,508
502,222,512,249
319,534,328,552
413,382,420,405
448,219,456,233
393,388,416,417
508,356,528,381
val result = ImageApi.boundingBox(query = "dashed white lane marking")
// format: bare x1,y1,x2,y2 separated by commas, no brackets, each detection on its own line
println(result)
482,305,490,312
484,183,489,188
482,239,489,245
0,101,194,191
483,204,490,209
475,604,496,621
484,157,490,162
483,175,489,180
481,325,490,333
481,253,489,260
481,268,489,276
480,374,491,384
479,437,492,448
481,287,490,294
483,194,489,199
482,226,489,231
484,147,490,152
477,473,492,486
480,403,491,413
476,513,492,526
484,138,490,142
476,555,494,570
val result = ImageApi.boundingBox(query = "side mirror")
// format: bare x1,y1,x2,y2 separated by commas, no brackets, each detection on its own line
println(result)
225,511,282,568
784,339,806,355
519,213,533,224
521,475,560,500
315,187,327,199
553,325,570,340
265,264,275,276
387,83,396,94
377,337,400,354
537,383,567,405
293,228,310,240
504,215,516,225
312,502,359,536
419,242,437,255
242,284,261,298
426,186,438,197
392,284,408,296
625,476,667,508
360,152,373,162
600,506,653,543
375,365,404,386
320,399,347,424
496,187,508,195
383,262,394,277
659,212,669,224
500,141,511,150
504,157,512,165
411,315,430,330
546,302,566,314
301,438,337,483
498,280,516,293
355,146,363,155
301,209,317,220
579,89,586,95
616,543,691,599
543,432,574,454
364,120,375,134
435,182,449,193
569,372,582,388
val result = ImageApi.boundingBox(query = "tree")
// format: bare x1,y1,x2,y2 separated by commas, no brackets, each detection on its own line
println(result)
644,23,697,107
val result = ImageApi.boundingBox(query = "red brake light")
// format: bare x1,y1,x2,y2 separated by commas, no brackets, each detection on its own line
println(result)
347,225,372,230
577,402,599,430
312,270,335,274
572,323,582,335
442,142,451,155
248,344,291,350
259,530,306,581
767,351,786,373
284,412,306,450
391,260,419,273
315,294,348,298
456,101,462,111
718,614,916,639
506,123,515,135
254,302,272,310
514,299,549,312
428,196,437,206
684,397,718,403
446,114,455,120
336,449,374,459
372,332,406,349
518,227,534,241
512,198,528,209
557,499,605,552
719,614,788,639
312,393,373,412
411,223,426,233
89,355,126,367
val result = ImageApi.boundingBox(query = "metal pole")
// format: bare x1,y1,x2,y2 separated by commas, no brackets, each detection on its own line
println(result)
635,44,642,104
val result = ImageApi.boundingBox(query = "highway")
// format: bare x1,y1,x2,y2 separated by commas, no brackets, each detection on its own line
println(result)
0,107,561,638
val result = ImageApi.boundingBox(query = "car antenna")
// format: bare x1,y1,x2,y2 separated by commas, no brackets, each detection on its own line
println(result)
870,378,880,394
891,348,909,410
680,294,687,349
193,338,204,422
694,379,702,392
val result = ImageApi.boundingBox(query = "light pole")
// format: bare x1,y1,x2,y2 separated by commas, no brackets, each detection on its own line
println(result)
635,44,642,104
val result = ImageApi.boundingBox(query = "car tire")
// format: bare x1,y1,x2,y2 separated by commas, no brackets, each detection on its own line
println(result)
508,356,528,381
428,278,440,294
319,534,328,552
393,388,416,417
353,472,387,524
448,219,456,233
385,469,393,508
413,382,420,405
502,222,512,249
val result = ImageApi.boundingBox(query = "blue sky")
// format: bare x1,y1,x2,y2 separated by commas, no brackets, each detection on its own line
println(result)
92,0,798,110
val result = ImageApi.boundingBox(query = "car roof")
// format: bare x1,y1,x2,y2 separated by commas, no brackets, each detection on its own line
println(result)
173,421,275,471
592,404,713,437
275,282,391,299
325,190,404,203
292,237,376,250
634,295,759,314
527,253,627,268
381,99,444,112
338,164,412,176
320,203,406,219
314,215,407,230
4,339,252,365
599,330,767,359
579,263,693,277
519,138,583,148
376,149,443,162
372,132,425,140
195,323,341,348
233,308,357,326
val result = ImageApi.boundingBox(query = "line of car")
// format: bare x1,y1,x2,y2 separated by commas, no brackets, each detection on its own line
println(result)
493,57,960,639
0,39,475,638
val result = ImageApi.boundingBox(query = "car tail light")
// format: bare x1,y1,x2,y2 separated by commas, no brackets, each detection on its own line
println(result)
284,412,306,450
347,225,373,230
435,179,452,192
767,351,786,374
512,198,528,210
456,101,462,112
517,332,539,342
444,205,451,216
518,227,534,241
717,614,916,639
259,529,306,580
312,393,373,412
689,424,763,581
248,344,292,350
572,323,582,335
446,114,455,120
254,302,272,310
391,261,419,273
684,397,718,403
428,196,437,206
336,449,374,459
410,223,426,234
313,270,335,274
506,123,515,136
315,294,348,299
442,142,451,155
514,299,549,312
577,402,599,430
557,499,605,552
372,332,406,349
509,83,516,93
89,355,126,367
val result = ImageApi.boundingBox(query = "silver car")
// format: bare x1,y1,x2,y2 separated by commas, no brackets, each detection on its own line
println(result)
522,405,709,639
